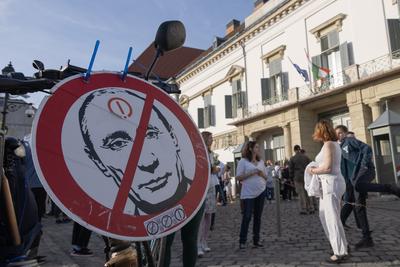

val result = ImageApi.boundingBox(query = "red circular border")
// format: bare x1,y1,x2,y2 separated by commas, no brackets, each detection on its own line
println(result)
107,97,133,118
33,73,209,240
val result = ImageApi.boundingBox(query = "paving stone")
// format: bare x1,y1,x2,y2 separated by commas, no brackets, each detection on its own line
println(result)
35,197,400,266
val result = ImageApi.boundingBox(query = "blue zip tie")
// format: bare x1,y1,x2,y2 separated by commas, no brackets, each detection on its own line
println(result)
121,46,133,81
84,40,100,81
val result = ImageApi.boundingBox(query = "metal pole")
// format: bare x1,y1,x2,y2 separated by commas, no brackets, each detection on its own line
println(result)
240,41,249,117
275,177,281,237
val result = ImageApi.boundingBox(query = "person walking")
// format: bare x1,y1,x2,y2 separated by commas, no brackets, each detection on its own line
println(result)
289,145,314,214
308,120,348,263
22,137,46,262
265,160,275,204
273,161,282,200
265,160,274,203
71,222,93,256
236,141,267,249
210,156,225,231
281,161,293,201
335,125,400,249
223,165,234,203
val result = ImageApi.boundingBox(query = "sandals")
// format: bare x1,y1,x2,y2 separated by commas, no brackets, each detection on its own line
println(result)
326,254,348,264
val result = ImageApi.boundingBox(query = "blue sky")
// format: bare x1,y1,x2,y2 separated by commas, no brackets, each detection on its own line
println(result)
0,0,253,105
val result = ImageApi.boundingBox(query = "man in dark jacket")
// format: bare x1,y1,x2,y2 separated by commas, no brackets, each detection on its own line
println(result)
335,125,400,249
289,145,314,214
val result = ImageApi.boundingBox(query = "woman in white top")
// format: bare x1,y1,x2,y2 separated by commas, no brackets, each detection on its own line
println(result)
308,120,348,263
236,141,267,249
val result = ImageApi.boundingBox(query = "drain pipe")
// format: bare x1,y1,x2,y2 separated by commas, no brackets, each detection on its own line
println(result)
240,41,249,118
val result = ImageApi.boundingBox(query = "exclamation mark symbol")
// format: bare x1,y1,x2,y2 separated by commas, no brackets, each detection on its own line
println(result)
107,97,133,119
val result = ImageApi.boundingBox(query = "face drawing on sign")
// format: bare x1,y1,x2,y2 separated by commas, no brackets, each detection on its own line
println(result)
79,89,192,215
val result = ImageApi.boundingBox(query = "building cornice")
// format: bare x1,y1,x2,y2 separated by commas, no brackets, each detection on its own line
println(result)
261,45,286,62
179,66,244,105
176,0,308,85
310,13,347,40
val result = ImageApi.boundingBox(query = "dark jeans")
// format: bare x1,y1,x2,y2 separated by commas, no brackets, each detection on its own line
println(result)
343,167,392,239
239,192,265,244
265,187,274,201
341,182,360,228
215,184,226,204
282,183,293,200
164,204,205,267
31,187,47,222
72,222,92,249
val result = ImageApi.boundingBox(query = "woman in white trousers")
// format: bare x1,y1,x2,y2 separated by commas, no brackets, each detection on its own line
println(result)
308,120,348,263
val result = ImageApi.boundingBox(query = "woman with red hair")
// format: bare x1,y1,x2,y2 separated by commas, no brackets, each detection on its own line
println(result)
308,120,348,263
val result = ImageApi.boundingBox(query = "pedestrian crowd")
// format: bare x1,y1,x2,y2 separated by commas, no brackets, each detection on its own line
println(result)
2,121,400,267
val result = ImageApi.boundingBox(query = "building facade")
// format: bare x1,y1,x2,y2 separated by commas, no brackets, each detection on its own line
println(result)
0,97,35,139
176,0,400,184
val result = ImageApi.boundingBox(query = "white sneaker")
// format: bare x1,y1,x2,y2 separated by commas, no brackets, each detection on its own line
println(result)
202,241,211,252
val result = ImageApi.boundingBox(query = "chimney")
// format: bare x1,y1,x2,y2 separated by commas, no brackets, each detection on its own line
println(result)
225,19,241,36
254,0,269,10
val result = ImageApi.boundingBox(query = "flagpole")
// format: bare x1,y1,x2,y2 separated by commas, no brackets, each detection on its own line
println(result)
288,56,312,95
304,48,314,94
304,18,314,95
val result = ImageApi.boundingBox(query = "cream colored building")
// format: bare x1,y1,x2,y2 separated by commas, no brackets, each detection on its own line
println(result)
177,0,400,184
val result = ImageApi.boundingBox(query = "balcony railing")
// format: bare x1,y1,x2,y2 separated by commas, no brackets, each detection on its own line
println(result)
236,93,289,120
235,51,400,121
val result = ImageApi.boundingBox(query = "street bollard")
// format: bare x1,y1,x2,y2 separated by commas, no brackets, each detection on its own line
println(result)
274,178,281,237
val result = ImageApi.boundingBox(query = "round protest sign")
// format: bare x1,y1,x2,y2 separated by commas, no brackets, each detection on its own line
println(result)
31,72,209,241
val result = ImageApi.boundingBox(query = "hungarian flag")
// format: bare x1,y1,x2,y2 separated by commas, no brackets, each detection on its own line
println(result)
305,49,330,79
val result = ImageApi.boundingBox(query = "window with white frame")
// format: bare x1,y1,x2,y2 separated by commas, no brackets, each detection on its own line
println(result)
225,78,245,119
312,30,353,89
197,94,215,128
271,134,285,163
261,57,289,105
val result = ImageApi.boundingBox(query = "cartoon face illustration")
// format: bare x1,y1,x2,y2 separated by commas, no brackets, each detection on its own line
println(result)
79,89,192,215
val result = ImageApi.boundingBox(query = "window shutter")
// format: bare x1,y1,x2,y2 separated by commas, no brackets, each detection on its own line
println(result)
321,35,329,52
321,53,329,70
388,19,400,54
339,42,350,69
328,31,339,49
232,79,239,93
204,106,210,128
204,94,211,106
270,77,277,101
311,55,321,81
269,59,282,76
225,95,233,119
261,78,271,104
236,79,242,91
210,105,216,126
281,72,289,99
232,94,238,118
239,91,247,109
197,108,204,128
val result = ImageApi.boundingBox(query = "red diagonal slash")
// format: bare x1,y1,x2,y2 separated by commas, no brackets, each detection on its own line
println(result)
112,94,155,217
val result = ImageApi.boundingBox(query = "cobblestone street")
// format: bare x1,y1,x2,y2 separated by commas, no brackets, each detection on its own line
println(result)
39,196,400,267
